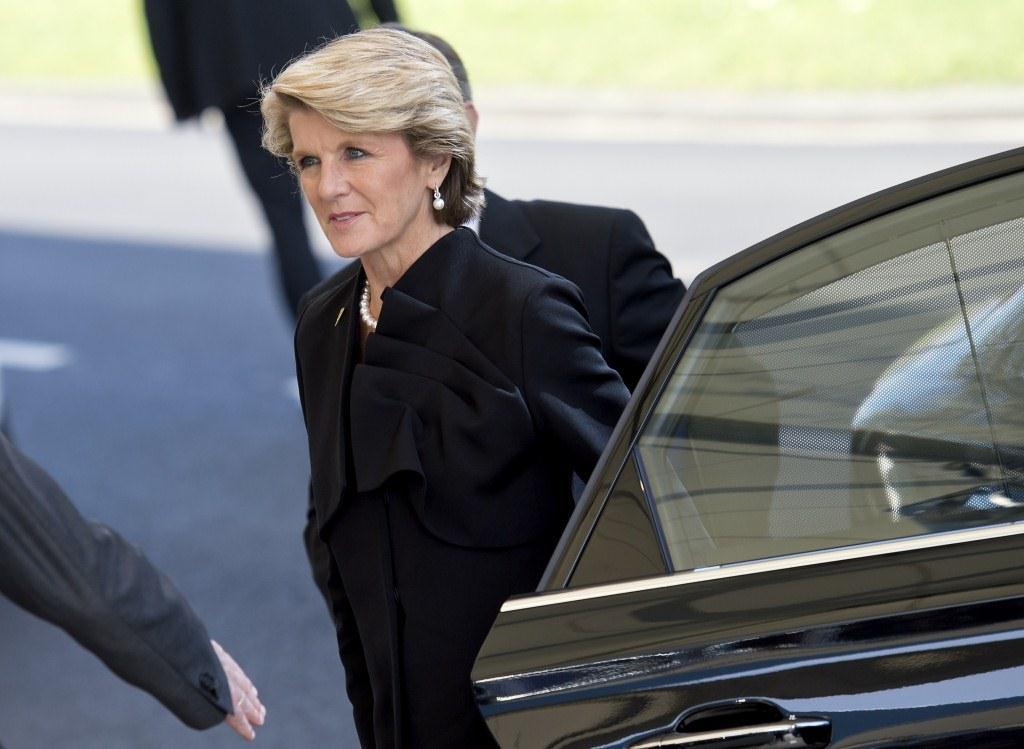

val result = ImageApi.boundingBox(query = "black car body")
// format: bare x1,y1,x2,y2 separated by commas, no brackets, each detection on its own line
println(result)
472,147,1024,748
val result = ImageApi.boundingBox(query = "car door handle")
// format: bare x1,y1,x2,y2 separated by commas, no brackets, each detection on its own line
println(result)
631,717,831,748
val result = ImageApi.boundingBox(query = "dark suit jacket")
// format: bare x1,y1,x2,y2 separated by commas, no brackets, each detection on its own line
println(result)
144,0,399,119
479,189,686,391
296,228,629,746
0,434,231,730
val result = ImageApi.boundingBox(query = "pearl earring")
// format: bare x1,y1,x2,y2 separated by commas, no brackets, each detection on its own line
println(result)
432,187,445,211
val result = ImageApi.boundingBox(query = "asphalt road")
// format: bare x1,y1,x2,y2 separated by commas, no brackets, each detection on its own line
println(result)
0,117,1011,282
0,119,1017,748
0,232,356,748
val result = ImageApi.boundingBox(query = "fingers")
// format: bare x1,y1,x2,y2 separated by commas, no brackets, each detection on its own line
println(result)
214,640,260,706
211,639,267,741
225,705,256,741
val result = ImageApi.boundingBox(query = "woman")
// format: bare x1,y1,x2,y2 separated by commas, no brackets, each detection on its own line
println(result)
262,28,629,748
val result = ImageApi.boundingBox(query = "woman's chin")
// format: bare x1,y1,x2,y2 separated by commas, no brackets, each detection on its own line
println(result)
329,242,370,260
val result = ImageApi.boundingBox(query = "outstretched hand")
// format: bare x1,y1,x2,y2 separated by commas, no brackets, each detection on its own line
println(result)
211,640,266,741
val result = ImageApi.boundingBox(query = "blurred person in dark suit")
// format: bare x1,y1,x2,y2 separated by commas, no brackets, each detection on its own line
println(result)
0,432,266,741
390,26,687,391
143,0,400,320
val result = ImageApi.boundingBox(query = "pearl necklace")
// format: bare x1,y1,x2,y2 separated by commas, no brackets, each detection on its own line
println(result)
359,280,378,332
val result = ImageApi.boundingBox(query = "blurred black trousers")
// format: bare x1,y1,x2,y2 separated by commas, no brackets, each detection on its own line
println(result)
223,106,323,319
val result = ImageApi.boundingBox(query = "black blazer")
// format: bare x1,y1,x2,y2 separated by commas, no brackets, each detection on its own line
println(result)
0,434,230,731
144,0,399,119
297,227,629,547
295,228,629,746
479,189,686,391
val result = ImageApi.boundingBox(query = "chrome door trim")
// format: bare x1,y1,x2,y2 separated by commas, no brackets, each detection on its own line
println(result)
502,521,1024,612
631,718,830,749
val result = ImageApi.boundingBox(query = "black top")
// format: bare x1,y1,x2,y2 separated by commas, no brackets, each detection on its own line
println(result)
295,228,630,747
297,227,629,544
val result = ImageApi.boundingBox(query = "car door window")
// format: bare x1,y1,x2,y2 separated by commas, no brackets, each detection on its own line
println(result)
570,453,667,587
633,171,1024,572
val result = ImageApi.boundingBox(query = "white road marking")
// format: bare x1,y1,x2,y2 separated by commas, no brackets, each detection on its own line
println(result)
0,339,73,371
0,338,72,418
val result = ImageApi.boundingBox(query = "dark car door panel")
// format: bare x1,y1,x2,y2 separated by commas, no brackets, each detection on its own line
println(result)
475,148,1024,748
475,530,1024,747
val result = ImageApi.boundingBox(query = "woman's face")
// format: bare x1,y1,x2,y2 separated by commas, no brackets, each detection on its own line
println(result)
289,108,444,260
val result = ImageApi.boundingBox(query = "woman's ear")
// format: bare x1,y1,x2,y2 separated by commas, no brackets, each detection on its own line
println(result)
426,153,452,186
464,102,480,136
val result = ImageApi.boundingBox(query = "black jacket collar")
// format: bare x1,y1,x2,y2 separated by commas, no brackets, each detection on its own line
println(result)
479,188,541,262
386,227,472,307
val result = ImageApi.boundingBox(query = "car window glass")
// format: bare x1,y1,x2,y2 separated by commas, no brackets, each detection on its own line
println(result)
570,453,666,587
636,172,1024,572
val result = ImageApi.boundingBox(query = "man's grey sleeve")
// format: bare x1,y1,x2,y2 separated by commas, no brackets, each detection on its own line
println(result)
0,434,232,729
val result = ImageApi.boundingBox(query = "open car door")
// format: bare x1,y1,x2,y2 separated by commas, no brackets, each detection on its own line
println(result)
473,148,1024,749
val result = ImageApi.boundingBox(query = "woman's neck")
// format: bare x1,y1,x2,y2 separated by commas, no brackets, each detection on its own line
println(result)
361,223,453,317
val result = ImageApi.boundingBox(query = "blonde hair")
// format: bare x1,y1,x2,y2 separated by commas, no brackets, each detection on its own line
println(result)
261,27,483,227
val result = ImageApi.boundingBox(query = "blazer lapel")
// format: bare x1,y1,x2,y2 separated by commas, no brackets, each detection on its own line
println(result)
479,189,541,262
304,266,362,527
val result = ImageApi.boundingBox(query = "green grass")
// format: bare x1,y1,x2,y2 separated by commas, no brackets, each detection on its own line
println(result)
2,0,1022,90
0,0,154,81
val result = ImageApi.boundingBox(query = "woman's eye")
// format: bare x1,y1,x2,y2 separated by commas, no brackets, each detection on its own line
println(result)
296,155,319,170
345,147,367,159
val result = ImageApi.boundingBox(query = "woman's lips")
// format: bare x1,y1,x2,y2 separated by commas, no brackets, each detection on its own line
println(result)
329,211,363,227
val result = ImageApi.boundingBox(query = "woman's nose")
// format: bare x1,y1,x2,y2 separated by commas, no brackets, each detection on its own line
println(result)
318,160,350,201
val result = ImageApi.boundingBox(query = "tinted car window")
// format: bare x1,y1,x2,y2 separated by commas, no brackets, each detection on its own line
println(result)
570,453,666,587
636,172,1024,572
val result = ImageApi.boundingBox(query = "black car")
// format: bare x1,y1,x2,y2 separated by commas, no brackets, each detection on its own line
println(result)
472,147,1024,748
